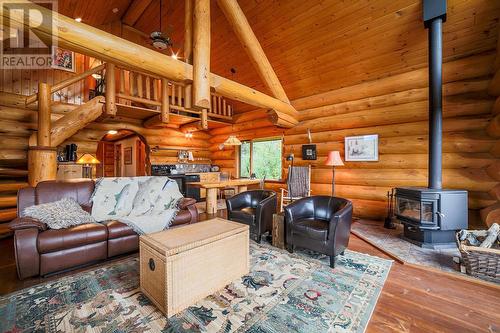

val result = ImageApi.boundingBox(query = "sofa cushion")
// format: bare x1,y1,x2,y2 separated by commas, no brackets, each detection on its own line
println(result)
292,218,329,241
23,198,96,230
35,180,95,213
38,223,108,253
103,220,136,239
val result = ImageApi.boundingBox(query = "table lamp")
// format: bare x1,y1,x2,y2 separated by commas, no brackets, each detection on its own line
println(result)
325,151,344,196
76,153,101,178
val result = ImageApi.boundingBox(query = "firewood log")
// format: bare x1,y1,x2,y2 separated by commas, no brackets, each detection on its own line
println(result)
480,223,500,248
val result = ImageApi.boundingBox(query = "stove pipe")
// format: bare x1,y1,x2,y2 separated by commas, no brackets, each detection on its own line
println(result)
424,0,447,189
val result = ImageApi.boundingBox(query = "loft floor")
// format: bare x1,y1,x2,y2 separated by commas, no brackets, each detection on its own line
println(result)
0,212,498,333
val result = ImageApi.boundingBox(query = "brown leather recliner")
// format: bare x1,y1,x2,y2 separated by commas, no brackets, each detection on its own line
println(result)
10,179,198,279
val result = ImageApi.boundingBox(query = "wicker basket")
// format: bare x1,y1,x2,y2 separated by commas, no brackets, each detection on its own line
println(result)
456,231,500,284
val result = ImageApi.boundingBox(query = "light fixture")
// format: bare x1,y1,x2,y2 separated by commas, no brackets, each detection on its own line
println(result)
75,17,82,22
76,153,101,178
171,53,178,60
325,151,344,196
92,73,102,79
107,130,118,135
223,135,242,146
185,132,193,138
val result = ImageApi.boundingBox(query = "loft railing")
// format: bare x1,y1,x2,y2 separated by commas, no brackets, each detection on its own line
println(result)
24,62,234,123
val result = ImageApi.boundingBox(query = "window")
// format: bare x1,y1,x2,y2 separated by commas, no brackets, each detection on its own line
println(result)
239,138,282,180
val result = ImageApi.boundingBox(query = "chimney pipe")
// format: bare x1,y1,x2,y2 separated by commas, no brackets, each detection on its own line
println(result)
424,0,447,189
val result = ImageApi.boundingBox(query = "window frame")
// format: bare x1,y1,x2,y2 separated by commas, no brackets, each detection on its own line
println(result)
238,137,283,181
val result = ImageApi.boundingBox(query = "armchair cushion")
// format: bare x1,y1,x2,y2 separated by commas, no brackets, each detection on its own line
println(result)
292,218,329,241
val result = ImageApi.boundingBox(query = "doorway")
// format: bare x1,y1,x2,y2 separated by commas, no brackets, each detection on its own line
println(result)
96,130,150,177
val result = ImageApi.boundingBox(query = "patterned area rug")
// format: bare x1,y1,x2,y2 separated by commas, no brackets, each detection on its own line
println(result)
0,242,392,333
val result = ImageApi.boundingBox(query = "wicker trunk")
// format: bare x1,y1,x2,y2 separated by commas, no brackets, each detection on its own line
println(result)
140,218,250,317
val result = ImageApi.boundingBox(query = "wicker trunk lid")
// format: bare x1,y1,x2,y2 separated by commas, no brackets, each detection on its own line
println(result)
139,218,250,317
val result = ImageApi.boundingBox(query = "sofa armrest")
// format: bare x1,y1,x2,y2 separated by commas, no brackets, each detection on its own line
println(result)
13,227,41,279
178,197,196,210
9,217,47,231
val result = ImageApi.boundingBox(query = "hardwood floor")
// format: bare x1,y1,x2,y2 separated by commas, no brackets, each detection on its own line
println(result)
1,212,499,333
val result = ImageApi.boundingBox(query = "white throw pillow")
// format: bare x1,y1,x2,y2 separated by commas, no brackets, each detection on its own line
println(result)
23,198,96,229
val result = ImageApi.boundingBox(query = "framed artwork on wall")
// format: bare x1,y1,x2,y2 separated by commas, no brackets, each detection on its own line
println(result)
52,47,75,72
344,135,378,161
124,147,133,165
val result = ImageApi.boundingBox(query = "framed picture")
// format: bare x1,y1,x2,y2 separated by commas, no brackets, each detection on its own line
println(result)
345,135,378,161
124,147,133,165
52,47,75,72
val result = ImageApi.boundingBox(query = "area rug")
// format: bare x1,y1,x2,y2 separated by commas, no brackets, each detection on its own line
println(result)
351,219,460,273
0,242,392,333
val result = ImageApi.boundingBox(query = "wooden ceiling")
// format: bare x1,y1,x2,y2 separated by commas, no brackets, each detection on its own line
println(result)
54,0,500,113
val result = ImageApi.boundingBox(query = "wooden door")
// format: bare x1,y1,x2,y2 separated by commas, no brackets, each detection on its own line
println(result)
96,141,116,177
115,144,122,177
136,139,146,176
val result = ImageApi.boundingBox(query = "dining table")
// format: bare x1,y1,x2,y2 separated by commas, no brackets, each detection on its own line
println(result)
186,178,262,214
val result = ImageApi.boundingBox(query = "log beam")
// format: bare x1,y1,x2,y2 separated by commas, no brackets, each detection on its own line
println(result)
217,0,290,104
192,0,211,109
180,120,204,133
122,0,153,26
29,97,105,147
2,1,297,119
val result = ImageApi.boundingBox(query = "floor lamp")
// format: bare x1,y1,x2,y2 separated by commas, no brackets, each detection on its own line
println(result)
325,151,344,196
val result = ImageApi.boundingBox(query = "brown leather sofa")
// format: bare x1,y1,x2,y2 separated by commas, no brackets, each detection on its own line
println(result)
10,179,198,279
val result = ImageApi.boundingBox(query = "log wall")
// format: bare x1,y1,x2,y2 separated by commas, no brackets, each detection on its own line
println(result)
210,52,500,223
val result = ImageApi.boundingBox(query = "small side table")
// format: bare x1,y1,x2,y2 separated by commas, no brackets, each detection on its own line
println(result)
272,213,285,249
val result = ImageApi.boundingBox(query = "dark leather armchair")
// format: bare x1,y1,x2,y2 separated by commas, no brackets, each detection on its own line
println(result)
226,190,277,243
284,196,353,268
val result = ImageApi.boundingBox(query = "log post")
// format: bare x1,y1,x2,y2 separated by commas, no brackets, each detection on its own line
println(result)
28,83,56,186
37,83,51,146
161,78,170,123
201,109,208,129
184,0,194,109
105,63,117,115
192,0,211,110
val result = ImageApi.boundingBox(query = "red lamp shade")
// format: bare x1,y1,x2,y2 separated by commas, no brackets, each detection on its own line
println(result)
325,151,344,166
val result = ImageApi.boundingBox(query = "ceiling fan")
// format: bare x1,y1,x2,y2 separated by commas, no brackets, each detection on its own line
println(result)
149,0,173,51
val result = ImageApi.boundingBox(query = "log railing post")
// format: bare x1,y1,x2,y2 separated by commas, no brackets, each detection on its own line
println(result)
161,78,170,123
192,0,211,109
201,109,208,129
28,83,57,186
105,63,117,116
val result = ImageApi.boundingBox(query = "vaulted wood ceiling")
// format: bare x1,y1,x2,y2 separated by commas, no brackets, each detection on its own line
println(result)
55,0,500,113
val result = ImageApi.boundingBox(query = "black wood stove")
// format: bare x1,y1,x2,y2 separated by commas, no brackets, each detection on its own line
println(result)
395,0,468,249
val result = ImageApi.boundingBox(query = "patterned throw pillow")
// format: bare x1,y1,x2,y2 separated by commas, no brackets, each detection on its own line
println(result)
23,198,96,230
